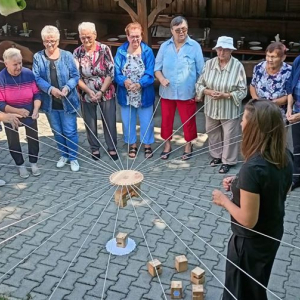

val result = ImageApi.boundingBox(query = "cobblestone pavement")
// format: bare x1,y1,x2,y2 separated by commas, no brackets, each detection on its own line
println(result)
0,111,299,300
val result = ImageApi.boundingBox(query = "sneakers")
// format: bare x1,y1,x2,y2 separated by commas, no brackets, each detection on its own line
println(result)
19,165,29,179
56,156,68,168
70,160,80,172
0,179,6,186
31,163,41,176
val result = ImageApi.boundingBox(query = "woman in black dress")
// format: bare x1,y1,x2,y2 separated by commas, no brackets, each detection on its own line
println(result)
212,99,293,300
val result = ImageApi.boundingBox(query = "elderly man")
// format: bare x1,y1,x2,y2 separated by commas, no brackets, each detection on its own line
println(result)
154,16,204,160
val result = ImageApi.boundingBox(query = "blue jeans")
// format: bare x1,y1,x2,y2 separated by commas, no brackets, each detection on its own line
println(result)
121,105,154,145
46,110,78,161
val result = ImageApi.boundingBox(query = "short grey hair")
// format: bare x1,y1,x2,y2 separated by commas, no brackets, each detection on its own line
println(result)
170,16,188,29
78,22,96,34
3,48,22,62
41,25,60,40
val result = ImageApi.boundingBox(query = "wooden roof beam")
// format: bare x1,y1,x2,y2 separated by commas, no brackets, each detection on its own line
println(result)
114,0,138,22
148,0,175,28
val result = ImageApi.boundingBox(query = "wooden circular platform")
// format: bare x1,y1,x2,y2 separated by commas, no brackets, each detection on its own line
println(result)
109,170,144,186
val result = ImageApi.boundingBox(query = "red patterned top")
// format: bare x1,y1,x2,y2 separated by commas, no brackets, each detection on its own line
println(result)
73,42,115,102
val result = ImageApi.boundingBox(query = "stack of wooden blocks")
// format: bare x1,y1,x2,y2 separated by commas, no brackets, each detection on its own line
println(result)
147,254,205,299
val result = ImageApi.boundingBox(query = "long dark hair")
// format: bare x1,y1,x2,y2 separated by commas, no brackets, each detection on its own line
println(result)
241,99,288,168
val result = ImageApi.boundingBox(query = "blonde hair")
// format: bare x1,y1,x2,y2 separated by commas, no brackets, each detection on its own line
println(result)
3,48,22,62
41,25,60,40
78,22,96,34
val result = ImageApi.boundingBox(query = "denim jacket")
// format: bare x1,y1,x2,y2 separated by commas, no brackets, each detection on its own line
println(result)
33,49,80,113
114,41,155,108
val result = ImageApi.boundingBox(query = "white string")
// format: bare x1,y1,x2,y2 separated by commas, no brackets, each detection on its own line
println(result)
101,185,122,299
130,96,162,170
0,176,109,207
134,97,213,170
133,184,283,300
0,185,114,283
143,179,300,252
37,117,117,174
0,184,112,247
126,104,132,170
130,184,238,300
97,102,125,170
14,122,116,174
64,95,121,171
49,186,116,299
3,177,92,186
126,185,167,300
0,183,107,230
0,162,106,178
141,139,242,173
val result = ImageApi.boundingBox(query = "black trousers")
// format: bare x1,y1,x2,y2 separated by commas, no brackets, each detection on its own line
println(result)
223,232,282,300
292,122,300,183
4,120,39,166
81,99,117,152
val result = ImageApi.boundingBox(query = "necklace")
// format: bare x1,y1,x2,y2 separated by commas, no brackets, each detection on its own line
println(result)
10,74,21,90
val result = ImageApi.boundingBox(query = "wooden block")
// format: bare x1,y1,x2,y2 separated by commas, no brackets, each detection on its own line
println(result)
114,183,141,206
116,232,128,248
171,281,183,299
191,267,205,284
147,259,162,277
114,187,128,207
192,284,204,300
175,255,188,272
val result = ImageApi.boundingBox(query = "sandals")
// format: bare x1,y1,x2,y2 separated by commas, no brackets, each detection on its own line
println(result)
128,146,137,159
91,151,100,160
210,158,222,167
160,149,172,160
144,147,153,159
109,150,118,161
182,145,193,161
219,164,232,174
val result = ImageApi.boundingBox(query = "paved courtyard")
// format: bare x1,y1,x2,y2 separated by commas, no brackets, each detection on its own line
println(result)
0,106,299,300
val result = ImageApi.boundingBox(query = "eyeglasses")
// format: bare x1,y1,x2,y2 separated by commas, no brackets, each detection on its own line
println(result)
43,40,58,45
129,35,141,40
174,27,188,34
266,54,280,60
80,36,94,41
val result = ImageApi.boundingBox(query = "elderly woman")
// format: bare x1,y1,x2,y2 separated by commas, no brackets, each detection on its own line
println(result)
114,22,155,159
196,36,247,173
73,22,118,161
154,16,204,160
213,99,293,300
286,55,300,190
250,42,292,119
33,25,80,172
0,48,41,178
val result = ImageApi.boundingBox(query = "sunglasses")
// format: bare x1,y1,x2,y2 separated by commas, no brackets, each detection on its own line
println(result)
174,27,188,34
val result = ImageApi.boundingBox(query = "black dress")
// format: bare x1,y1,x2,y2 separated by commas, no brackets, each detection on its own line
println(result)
223,151,293,300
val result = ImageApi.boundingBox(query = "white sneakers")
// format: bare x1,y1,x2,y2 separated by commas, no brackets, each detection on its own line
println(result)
18,164,41,178
19,165,30,179
56,156,68,168
0,179,6,186
57,157,80,172
70,160,80,172
31,163,41,177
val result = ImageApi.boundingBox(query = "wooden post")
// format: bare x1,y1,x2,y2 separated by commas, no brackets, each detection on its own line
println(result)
115,0,175,46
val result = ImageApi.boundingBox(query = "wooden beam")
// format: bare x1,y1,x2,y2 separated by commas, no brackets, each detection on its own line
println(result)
148,0,175,28
115,0,138,21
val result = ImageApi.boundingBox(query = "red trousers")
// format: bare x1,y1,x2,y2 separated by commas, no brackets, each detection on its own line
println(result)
161,98,197,142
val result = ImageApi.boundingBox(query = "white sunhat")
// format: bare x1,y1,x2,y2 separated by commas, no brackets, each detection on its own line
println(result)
212,36,237,50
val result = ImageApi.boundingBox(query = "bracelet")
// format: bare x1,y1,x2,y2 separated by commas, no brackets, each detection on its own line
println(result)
100,90,105,93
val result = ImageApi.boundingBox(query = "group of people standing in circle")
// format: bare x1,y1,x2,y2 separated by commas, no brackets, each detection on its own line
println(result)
0,13,299,300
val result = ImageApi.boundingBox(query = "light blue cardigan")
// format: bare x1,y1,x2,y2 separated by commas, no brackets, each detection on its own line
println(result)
32,49,80,113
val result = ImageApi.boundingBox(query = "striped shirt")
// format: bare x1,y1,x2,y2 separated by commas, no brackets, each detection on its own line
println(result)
0,68,40,111
195,56,247,119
